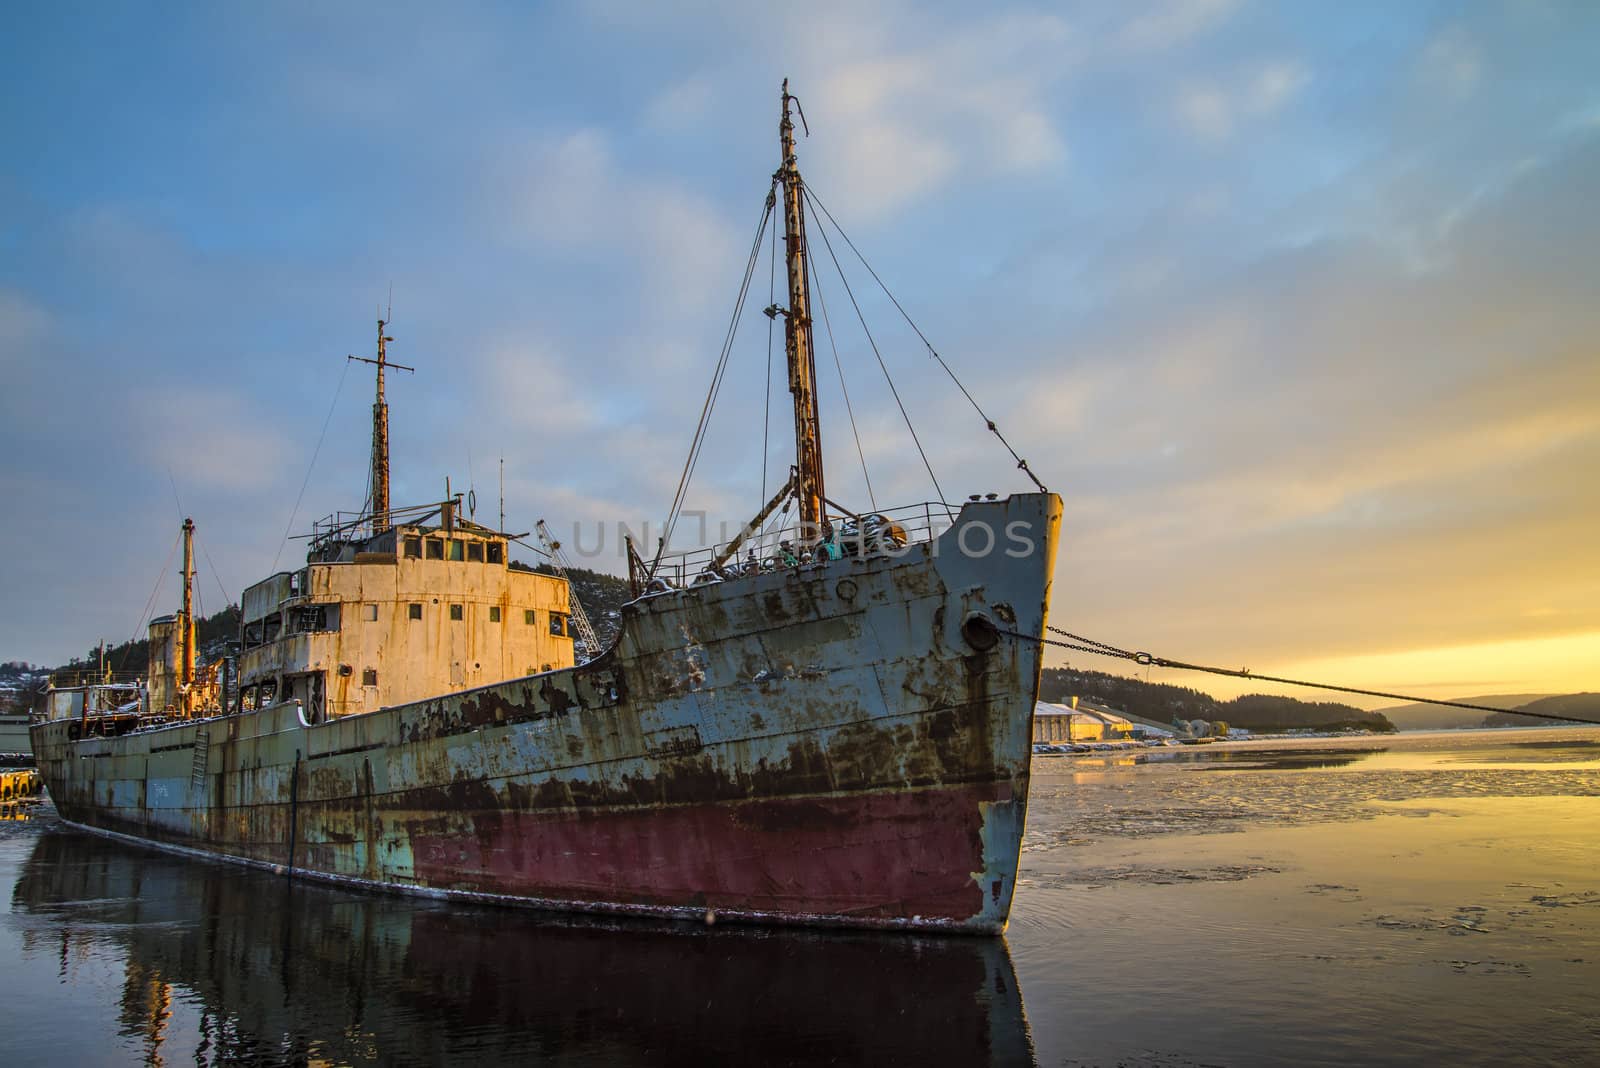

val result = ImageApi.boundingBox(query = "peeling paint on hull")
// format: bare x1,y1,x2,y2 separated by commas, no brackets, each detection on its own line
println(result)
35,494,1061,934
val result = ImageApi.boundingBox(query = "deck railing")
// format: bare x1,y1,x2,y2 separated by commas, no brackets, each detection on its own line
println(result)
308,500,444,549
46,671,145,689
644,500,959,591
307,498,508,553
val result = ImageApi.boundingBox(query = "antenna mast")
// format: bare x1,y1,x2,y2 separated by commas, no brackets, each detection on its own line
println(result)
348,318,414,535
778,79,827,535
180,517,195,715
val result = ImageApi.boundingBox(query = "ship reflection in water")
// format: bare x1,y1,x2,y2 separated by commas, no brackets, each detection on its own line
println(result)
7,827,1034,1066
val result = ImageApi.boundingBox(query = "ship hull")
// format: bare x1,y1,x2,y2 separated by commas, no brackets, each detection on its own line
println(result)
34,494,1060,933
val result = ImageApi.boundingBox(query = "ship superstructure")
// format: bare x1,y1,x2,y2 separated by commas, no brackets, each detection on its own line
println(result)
237,503,574,720
237,317,576,720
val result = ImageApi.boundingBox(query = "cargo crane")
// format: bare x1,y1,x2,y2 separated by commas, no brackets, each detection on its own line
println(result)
534,519,601,663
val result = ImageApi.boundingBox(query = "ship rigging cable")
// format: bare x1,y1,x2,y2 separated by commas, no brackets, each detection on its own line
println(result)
805,226,878,512
803,185,1048,494
198,539,231,608
672,130,1047,556
1007,625,1600,725
117,527,183,673
803,184,948,517
661,184,777,558
272,356,352,574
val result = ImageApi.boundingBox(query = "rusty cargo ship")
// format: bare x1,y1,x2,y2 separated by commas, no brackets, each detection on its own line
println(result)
32,83,1061,934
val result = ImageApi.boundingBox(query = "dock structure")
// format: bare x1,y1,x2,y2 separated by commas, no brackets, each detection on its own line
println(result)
1,767,42,819
0,710,31,761
0,768,39,798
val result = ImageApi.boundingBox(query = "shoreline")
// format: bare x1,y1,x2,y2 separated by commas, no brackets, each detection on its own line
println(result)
1032,721,1600,759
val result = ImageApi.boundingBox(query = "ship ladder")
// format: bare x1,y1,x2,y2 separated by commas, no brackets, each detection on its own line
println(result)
189,730,210,790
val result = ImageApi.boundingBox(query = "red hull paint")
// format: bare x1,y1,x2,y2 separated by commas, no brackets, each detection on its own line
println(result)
410,781,1010,922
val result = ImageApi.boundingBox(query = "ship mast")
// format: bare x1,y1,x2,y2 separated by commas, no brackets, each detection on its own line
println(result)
779,79,827,535
349,318,413,535
180,517,195,715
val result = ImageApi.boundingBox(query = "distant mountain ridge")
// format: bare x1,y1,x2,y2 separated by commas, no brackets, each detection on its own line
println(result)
1038,668,1396,733
1377,694,1550,731
1376,692,1600,729
1482,692,1600,727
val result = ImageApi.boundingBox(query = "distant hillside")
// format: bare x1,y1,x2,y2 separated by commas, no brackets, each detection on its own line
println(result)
1483,693,1600,728
53,605,242,680
1378,694,1550,731
518,561,633,654
1038,668,1395,733
0,662,50,715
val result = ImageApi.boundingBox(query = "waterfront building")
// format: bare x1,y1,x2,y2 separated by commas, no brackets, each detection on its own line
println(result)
1033,700,1143,743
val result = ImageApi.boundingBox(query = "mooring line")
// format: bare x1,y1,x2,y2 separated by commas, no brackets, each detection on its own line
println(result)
1004,626,1599,725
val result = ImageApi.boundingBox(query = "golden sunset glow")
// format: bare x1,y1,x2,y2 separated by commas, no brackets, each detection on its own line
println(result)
1157,630,1600,708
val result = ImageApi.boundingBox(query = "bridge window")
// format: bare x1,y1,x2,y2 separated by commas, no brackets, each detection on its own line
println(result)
289,604,340,633
487,542,504,564
408,603,422,620
524,609,536,625
448,539,465,562
550,612,568,637
426,539,444,560
489,606,502,622
404,535,422,559
467,541,485,563
449,604,463,621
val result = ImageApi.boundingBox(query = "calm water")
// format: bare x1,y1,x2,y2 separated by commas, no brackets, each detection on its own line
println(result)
3,727,1596,1066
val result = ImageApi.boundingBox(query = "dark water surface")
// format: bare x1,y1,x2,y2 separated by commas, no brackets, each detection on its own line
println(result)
3,728,1596,1065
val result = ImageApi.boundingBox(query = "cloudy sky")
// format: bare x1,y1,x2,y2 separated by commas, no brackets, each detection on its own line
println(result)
3,1,1596,704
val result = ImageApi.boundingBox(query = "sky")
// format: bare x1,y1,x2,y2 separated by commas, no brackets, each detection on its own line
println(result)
2,1,1596,706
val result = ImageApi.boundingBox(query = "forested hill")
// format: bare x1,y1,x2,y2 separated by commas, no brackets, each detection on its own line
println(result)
516,561,633,651
1038,667,1396,733
55,605,243,680
557,566,633,649
1483,693,1600,727
0,605,245,712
